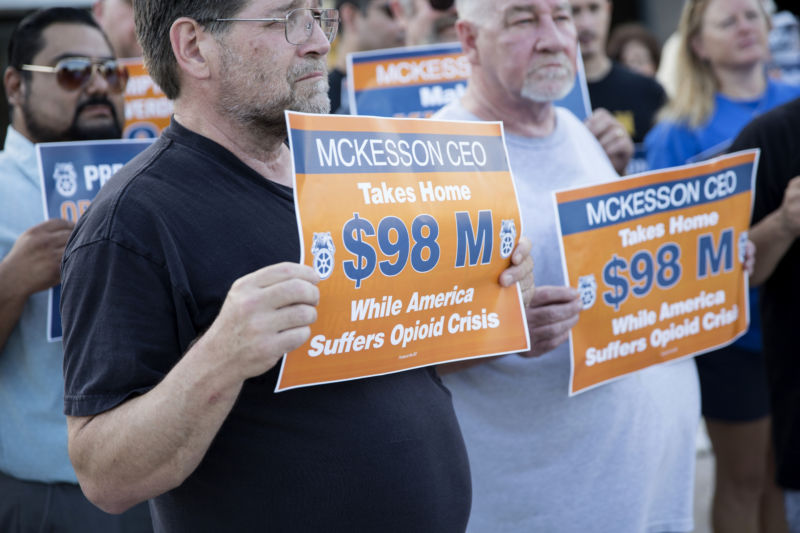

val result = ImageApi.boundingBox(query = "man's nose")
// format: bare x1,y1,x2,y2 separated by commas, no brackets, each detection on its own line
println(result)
534,15,572,52
84,64,111,95
299,16,333,55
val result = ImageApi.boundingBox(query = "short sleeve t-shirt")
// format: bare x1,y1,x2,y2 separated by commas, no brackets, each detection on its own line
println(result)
588,62,667,143
61,120,470,532
435,103,698,533
731,97,800,488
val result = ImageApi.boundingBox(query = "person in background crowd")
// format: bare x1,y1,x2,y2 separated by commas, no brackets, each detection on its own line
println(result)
390,0,459,46
571,0,665,145
58,0,534,531
435,0,699,530
767,10,800,84
607,21,662,78
0,7,150,531
328,0,404,113
738,96,800,532
388,0,633,174
645,1,800,531
93,0,142,59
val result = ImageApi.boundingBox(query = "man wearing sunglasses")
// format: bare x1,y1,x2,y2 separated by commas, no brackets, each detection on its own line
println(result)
0,7,149,533
58,0,533,531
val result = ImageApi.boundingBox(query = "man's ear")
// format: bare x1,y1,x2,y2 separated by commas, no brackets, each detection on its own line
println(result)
456,20,480,65
170,17,214,85
4,66,24,109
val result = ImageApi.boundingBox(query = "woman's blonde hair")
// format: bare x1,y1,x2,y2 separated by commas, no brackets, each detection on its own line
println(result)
658,0,769,127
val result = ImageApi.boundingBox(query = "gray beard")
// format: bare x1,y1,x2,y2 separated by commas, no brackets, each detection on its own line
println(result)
217,47,330,139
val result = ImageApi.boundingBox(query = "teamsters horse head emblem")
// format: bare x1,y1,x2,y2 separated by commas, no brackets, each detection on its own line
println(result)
738,231,749,264
578,274,597,310
499,219,516,259
52,162,78,198
311,232,336,280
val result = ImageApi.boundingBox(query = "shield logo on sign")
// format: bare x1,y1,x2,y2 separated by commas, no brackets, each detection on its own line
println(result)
499,219,516,259
738,231,749,264
311,232,335,280
578,274,597,310
53,162,78,198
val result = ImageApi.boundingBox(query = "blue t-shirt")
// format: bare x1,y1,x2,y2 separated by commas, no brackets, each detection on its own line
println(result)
0,127,77,483
645,80,800,352
645,80,800,170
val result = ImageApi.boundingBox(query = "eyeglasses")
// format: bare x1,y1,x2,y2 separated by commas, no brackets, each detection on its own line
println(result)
20,57,129,94
213,8,339,45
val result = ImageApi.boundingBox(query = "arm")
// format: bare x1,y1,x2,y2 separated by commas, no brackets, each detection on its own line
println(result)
0,219,73,352
67,262,320,514
749,176,800,286
585,108,634,176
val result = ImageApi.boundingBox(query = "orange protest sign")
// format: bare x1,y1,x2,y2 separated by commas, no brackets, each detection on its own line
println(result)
121,58,172,139
554,151,758,395
277,111,530,392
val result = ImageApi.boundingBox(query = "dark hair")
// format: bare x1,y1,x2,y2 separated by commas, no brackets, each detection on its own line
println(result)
606,22,662,70
8,7,105,72
134,0,248,100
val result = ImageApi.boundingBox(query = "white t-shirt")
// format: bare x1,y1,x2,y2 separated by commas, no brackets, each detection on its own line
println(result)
436,102,699,533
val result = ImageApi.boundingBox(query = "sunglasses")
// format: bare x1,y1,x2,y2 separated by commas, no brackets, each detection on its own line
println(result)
20,57,129,94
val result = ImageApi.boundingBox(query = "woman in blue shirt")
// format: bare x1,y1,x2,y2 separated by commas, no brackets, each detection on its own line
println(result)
646,0,800,531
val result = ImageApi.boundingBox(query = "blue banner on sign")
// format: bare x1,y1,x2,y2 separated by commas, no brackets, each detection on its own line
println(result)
36,139,154,341
557,162,754,236
290,129,510,175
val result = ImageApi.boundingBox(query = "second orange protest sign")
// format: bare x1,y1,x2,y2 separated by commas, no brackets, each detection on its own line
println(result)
554,151,758,395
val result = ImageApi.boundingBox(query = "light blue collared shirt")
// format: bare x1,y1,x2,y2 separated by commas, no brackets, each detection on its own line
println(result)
0,126,76,483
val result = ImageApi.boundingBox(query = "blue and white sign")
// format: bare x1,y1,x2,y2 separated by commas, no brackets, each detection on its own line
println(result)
36,138,154,341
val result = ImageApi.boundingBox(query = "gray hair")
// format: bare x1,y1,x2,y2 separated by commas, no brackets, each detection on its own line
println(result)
133,0,248,100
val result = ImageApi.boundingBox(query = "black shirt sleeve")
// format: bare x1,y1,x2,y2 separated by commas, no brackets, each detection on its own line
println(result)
62,238,194,416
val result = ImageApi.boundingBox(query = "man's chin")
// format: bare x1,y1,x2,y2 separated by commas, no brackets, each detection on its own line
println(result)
71,121,123,141
521,77,575,103
292,93,331,115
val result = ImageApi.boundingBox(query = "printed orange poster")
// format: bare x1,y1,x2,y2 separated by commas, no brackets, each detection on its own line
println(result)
278,111,530,391
554,150,759,395
120,58,172,139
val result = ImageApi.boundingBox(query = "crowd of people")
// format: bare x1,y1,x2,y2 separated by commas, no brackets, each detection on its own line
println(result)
1,0,800,532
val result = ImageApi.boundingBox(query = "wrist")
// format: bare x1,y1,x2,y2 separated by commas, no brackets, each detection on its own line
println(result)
777,207,800,240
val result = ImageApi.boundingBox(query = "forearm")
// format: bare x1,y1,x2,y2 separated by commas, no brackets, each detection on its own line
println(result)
67,334,244,514
749,211,796,286
0,258,30,353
